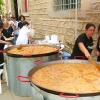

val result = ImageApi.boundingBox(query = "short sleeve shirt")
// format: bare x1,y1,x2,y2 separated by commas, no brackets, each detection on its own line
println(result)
16,26,30,45
2,26,13,38
18,22,23,29
13,21,19,35
70,33,93,59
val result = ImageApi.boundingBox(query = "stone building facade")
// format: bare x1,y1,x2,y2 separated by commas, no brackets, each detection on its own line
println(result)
2,0,16,17
17,0,100,59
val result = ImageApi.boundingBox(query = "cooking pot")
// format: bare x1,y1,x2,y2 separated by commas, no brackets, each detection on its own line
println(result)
27,60,100,98
5,44,59,96
4,44,59,57
30,82,100,100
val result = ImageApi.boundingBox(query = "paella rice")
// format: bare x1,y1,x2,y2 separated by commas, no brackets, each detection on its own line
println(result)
7,46,57,55
32,63,100,93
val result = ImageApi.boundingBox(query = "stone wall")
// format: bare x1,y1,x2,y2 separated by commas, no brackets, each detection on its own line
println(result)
27,0,80,53
18,0,100,60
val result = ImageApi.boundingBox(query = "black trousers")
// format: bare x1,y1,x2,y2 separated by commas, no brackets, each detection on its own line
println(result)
0,53,4,80
0,65,3,80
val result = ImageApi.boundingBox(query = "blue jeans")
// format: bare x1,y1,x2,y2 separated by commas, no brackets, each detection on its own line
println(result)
13,35,18,45
62,51,71,60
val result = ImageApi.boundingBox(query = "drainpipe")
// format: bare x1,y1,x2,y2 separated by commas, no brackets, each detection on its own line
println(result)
75,0,78,39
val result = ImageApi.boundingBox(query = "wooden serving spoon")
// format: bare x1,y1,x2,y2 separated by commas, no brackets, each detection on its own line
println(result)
88,57,100,71
17,44,23,50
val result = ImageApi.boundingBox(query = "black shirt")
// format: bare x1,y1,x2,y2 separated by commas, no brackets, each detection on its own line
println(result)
70,33,93,60
2,26,13,38
18,22,23,29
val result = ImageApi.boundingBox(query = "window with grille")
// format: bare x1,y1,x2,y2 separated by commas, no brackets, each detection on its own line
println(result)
54,0,81,11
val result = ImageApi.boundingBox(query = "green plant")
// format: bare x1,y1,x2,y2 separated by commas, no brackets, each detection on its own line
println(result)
0,0,5,15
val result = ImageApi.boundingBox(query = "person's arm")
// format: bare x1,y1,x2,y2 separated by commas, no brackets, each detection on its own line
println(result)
13,22,19,30
3,35,7,40
27,32,33,43
78,42,91,58
95,49,99,56
0,40,7,44
12,24,16,30
18,22,21,32
0,40,11,45
0,35,12,45
10,21,15,28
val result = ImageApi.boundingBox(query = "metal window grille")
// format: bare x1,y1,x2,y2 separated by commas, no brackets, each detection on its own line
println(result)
54,0,81,11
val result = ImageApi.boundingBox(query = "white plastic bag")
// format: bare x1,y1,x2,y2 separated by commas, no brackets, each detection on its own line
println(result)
29,28,35,38
50,34,59,44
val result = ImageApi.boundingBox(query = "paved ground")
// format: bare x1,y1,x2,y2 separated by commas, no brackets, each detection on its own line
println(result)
0,83,32,100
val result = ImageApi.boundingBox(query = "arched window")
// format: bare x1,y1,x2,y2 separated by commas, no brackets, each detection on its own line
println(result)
54,0,81,11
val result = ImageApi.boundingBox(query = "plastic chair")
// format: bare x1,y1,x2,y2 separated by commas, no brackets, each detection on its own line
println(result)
0,63,8,94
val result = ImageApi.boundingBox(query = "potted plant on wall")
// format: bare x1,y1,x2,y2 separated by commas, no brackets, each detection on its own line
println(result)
0,0,5,19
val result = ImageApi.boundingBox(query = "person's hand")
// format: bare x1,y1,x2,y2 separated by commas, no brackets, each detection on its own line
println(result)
6,42,12,46
31,41,35,44
84,51,91,58
96,50,100,56
11,21,14,25
11,32,14,36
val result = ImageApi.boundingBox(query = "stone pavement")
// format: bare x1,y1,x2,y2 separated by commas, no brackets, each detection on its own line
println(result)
0,83,32,100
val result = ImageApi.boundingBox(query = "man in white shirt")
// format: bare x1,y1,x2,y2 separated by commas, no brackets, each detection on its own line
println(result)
16,21,32,45
6,14,14,25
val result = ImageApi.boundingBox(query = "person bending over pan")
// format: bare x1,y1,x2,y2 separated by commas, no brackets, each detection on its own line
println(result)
70,23,95,60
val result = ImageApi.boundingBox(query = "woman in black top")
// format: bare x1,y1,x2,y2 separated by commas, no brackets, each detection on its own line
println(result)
2,20,14,44
18,15,25,29
96,24,100,61
0,20,11,83
70,23,95,60
2,20,13,38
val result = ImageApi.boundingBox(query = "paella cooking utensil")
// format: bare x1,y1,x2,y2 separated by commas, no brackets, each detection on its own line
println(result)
17,44,23,50
88,57,100,71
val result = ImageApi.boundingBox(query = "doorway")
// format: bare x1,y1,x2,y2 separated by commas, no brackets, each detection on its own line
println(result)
13,0,18,20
